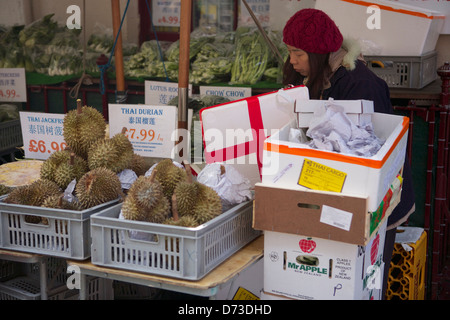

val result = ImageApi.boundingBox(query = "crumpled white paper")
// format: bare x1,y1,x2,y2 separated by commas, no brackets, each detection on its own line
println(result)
117,169,138,190
305,104,385,157
196,163,253,212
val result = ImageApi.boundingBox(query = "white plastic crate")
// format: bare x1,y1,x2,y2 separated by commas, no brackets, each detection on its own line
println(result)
365,51,438,89
90,201,260,280
0,196,119,260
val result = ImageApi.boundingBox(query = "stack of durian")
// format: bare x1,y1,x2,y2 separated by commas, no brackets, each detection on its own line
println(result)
2,100,146,223
121,159,223,228
2,99,228,228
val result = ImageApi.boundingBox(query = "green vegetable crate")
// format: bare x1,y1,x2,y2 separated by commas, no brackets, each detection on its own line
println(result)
90,201,261,280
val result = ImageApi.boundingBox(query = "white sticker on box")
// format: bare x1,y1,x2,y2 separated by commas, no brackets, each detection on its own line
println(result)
320,205,353,231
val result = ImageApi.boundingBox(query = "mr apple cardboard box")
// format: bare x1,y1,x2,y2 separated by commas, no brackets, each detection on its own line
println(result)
200,86,309,186
263,221,387,300
253,174,402,245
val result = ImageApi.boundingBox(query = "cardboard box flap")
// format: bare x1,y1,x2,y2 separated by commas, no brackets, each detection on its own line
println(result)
253,184,369,244
295,99,374,114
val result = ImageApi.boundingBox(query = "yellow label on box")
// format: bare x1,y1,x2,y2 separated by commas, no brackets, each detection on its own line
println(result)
232,287,260,300
298,159,347,192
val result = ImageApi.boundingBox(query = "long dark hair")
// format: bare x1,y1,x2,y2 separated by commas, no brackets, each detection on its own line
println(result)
283,52,332,99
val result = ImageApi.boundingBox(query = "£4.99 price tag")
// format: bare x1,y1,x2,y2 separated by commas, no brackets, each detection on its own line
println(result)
19,111,66,160
0,68,27,102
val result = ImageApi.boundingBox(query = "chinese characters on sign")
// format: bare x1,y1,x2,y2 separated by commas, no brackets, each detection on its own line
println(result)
19,112,66,160
0,68,27,102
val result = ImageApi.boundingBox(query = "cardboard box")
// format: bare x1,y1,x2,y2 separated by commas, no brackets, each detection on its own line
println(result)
261,112,409,212
315,0,445,56
263,221,387,300
296,99,374,128
200,86,309,186
253,174,402,245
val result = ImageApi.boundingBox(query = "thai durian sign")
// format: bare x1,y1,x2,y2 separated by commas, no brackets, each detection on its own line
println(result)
108,104,178,158
19,111,66,160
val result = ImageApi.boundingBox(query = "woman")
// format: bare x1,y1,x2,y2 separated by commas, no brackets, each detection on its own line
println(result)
282,8,416,299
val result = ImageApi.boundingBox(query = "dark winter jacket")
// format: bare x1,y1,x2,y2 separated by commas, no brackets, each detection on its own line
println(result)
321,43,415,229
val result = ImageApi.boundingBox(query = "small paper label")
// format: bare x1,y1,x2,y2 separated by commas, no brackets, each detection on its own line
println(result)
232,287,260,300
320,205,353,231
298,159,347,193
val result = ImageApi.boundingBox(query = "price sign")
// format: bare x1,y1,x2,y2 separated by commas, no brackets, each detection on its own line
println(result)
152,0,181,27
145,80,192,106
108,104,179,158
0,68,27,102
19,112,66,160
200,86,252,101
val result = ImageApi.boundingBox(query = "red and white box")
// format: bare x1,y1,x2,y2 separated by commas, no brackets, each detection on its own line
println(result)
263,220,387,300
200,86,309,186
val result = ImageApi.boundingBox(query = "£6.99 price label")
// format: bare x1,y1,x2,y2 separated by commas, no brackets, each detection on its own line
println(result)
19,112,66,160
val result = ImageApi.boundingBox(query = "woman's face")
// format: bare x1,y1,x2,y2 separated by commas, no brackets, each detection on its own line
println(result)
287,45,310,77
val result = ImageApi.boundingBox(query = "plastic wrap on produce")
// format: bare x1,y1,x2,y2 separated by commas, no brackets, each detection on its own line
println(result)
197,163,253,211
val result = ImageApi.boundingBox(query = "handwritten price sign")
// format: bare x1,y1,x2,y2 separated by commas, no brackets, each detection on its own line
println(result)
19,112,66,160
152,0,181,27
0,68,27,102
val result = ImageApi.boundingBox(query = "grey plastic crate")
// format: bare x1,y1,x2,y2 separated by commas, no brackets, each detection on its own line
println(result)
90,201,260,280
365,51,437,89
0,196,119,260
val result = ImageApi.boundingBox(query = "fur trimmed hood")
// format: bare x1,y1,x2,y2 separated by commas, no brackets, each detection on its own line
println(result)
330,38,365,72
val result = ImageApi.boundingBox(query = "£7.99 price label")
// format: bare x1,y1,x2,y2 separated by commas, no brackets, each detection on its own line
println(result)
19,112,66,160
108,104,179,159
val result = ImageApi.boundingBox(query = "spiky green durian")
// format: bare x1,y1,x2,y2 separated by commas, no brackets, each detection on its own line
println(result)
128,153,149,176
192,183,222,224
40,150,88,189
75,167,122,209
63,100,107,159
87,128,134,173
41,194,82,211
0,184,13,196
4,179,61,206
153,159,187,201
170,163,222,226
4,179,62,224
163,215,199,228
121,171,170,223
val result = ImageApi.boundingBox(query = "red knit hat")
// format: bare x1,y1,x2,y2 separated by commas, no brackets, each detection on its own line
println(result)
283,8,343,54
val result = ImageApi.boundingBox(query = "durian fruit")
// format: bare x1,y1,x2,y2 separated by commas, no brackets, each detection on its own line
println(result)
4,179,62,224
121,170,170,223
128,153,150,176
163,193,199,228
63,99,106,159
4,179,61,207
40,150,88,189
153,159,187,201
75,167,122,209
87,127,134,173
170,163,222,226
0,184,13,196
41,193,82,211
191,182,223,224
